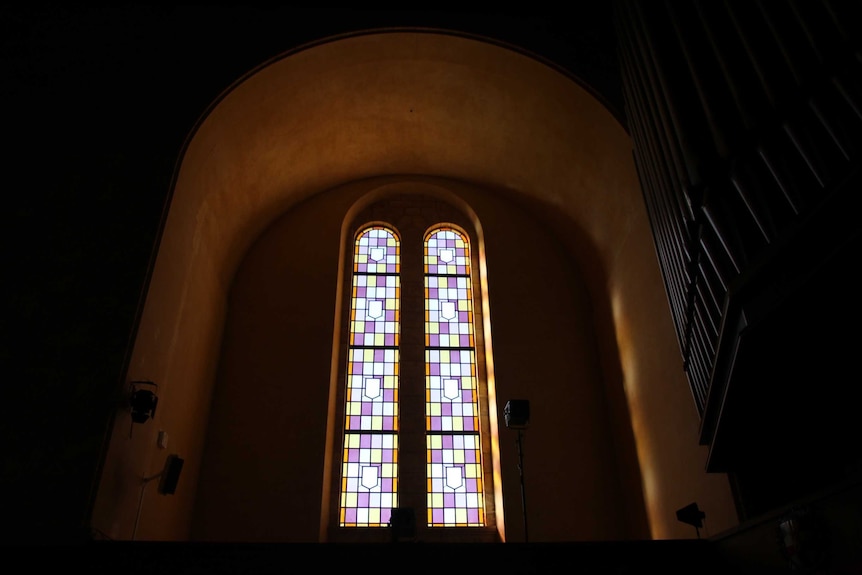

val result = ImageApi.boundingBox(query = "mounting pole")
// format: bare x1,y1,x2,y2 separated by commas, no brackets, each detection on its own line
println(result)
504,399,530,543
517,428,528,543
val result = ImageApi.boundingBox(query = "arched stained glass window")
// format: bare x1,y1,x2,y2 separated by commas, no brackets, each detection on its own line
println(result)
330,202,500,542
424,226,485,527
339,225,401,527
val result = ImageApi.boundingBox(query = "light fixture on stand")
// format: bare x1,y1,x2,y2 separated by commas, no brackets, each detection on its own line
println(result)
676,501,706,538
504,399,530,543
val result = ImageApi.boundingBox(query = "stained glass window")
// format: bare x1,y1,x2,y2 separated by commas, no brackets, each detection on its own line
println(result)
424,227,486,527
339,226,400,527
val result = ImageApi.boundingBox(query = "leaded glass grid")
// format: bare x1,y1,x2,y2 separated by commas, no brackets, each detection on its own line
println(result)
340,225,400,527
345,348,399,432
425,349,478,433
424,227,485,527
426,434,485,526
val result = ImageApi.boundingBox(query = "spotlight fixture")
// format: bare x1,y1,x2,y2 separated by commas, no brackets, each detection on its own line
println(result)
504,399,530,542
129,381,158,424
504,399,530,429
676,502,706,538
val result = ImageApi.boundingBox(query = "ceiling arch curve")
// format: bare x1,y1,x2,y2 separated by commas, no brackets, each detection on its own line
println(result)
168,30,637,289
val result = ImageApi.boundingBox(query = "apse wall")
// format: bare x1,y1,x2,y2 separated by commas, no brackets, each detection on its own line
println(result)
190,177,632,542
90,31,737,541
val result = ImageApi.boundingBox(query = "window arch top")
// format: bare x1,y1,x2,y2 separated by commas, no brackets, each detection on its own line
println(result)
355,225,400,274
424,227,475,349
350,225,401,349
424,226,470,276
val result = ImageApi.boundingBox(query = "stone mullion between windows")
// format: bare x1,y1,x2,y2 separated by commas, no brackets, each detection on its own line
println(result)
395,231,427,525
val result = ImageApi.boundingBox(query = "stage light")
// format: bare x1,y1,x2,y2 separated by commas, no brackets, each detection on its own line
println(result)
505,399,530,542
504,399,530,429
129,381,158,424
676,502,705,538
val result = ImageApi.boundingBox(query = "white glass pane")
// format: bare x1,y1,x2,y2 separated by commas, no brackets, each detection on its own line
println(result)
443,378,459,400
361,465,380,489
445,466,463,490
441,301,456,320
364,377,381,399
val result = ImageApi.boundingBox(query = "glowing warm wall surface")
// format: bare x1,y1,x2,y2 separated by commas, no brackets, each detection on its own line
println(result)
192,179,631,542
91,31,737,541
606,180,738,539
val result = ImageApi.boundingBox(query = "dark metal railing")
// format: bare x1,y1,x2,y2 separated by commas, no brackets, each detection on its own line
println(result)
614,0,862,421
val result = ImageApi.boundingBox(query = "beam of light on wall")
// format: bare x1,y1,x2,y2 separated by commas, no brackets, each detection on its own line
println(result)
610,287,660,539
477,232,505,543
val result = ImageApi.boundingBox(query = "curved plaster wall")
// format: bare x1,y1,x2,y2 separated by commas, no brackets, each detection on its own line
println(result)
91,31,737,541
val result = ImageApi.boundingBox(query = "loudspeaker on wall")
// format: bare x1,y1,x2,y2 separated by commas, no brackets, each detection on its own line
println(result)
158,454,184,495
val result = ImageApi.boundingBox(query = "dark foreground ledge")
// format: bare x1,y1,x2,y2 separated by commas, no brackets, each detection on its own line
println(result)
15,540,738,575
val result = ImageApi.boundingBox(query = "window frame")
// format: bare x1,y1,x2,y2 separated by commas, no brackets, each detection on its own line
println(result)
424,225,487,528
337,224,402,528
325,194,501,543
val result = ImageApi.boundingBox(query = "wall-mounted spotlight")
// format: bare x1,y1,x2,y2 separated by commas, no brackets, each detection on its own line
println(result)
129,381,158,424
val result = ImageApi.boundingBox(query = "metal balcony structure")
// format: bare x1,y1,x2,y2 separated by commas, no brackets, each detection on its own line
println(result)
615,0,862,519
